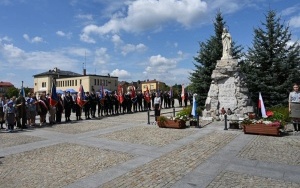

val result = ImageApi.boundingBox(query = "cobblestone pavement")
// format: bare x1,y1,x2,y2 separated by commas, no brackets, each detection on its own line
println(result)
0,105,300,188
206,171,300,188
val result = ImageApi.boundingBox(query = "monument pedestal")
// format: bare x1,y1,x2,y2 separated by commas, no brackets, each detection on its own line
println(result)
203,58,253,120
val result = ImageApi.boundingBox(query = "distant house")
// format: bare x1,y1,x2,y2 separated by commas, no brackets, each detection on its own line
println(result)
33,67,118,94
0,81,14,96
141,79,166,93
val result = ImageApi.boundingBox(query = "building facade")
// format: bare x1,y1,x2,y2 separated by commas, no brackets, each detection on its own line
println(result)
0,81,14,96
141,79,166,93
33,67,118,94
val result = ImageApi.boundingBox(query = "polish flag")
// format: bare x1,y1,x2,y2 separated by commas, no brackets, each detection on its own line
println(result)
181,84,185,100
258,92,267,118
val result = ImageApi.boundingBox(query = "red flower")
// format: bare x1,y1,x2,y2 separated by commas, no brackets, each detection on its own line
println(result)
266,110,273,117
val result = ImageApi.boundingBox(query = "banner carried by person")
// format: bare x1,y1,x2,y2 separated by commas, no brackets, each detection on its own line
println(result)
181,84,185,100
258,92,267,118
50,82,58,107
77,85,87,108
144,85,151,103
117,85,124,104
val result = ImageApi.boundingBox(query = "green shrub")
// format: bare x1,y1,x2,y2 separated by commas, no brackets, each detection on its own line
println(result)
268,106,291,125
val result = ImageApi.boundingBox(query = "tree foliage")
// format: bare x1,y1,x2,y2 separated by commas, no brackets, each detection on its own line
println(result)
241,10,300,107
189,11,243,106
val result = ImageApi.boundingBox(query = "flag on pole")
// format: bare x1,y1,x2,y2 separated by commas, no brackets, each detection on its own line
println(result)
77,85,87,108
131,85,136,99
258,92,267,118
118,85,124,104
181,84,185,100
169,87,173,98
50,82,58,106
20,85,25,98
145,85,150,103
100,82,105,99
191,93,197,117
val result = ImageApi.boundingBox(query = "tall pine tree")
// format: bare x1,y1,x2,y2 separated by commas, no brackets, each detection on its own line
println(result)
190,11,242,106
242,10,300,107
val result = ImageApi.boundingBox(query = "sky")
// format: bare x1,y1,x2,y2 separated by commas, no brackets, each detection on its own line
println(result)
0,0,300,89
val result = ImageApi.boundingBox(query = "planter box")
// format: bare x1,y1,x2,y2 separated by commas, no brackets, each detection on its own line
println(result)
243,124,280,136
157,119,186,129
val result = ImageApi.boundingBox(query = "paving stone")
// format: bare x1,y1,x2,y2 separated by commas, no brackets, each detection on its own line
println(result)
98,132,238,188
206,171,300,188
98,126,197,147
0,133,45,149
238,135,300,166
0,143,133,188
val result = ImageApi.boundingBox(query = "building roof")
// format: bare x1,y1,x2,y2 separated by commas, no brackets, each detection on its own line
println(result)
33,67,82,78
0,81,14,87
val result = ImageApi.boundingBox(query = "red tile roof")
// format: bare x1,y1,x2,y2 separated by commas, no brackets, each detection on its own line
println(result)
0,81,14,87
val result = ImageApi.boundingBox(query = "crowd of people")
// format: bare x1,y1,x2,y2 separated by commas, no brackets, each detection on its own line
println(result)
0,89,193,133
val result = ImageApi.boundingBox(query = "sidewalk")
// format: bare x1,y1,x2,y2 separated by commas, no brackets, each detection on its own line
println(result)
0,107,300,188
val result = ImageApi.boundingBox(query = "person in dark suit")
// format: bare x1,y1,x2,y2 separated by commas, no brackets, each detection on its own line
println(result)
63,91,73,122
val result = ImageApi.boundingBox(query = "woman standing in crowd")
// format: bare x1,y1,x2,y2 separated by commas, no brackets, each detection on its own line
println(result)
0,95,5,129
27,93,37,127
38,92,48,126
289,83,300,132
153,92,161,122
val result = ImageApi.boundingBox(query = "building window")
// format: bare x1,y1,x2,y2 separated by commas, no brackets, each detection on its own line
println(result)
35,83,37,86
115,80,117,86
80,79,82,85
75,80,77,86
42,82,46,87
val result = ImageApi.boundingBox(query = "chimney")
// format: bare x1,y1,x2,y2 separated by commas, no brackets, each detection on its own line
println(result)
83,68,86,75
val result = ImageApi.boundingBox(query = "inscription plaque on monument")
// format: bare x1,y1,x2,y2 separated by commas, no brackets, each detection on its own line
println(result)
218,77,237,111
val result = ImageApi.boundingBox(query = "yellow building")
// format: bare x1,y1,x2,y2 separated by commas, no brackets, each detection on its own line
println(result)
33,67,118,94
141,79,166,93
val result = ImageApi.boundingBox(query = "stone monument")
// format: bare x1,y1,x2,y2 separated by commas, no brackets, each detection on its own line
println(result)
202,28,253,120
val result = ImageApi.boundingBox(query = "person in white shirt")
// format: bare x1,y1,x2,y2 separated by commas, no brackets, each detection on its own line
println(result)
289,83,300,132
153,92,161,122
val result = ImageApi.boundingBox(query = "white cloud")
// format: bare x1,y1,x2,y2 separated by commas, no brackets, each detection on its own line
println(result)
80,0,207,42
289,15,300,28
121,43,147,56
0,36,12,42
23,34,44,43
111,69,131,79
111,34,123,46
56,30,72,39
281,5,300,16
76,13,93,20
0,40,80,71
93,47,110,65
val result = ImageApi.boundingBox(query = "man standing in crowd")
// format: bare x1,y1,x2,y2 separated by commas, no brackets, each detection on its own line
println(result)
15,91,27,129
63,91,73,122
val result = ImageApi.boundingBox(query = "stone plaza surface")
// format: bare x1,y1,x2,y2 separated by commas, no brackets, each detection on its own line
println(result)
0,107,300,188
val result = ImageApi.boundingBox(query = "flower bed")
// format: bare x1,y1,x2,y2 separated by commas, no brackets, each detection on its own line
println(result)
157,116,186,129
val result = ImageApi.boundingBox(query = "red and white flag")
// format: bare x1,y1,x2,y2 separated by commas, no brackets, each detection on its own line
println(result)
144,85,150,103
77,85,87,108
181,84,185,100
258,92,267,118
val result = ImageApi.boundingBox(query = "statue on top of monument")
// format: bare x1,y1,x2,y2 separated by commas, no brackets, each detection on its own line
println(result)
221,28,232,59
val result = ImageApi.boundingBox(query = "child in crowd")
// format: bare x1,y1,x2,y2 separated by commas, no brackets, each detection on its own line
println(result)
5,100,16,132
